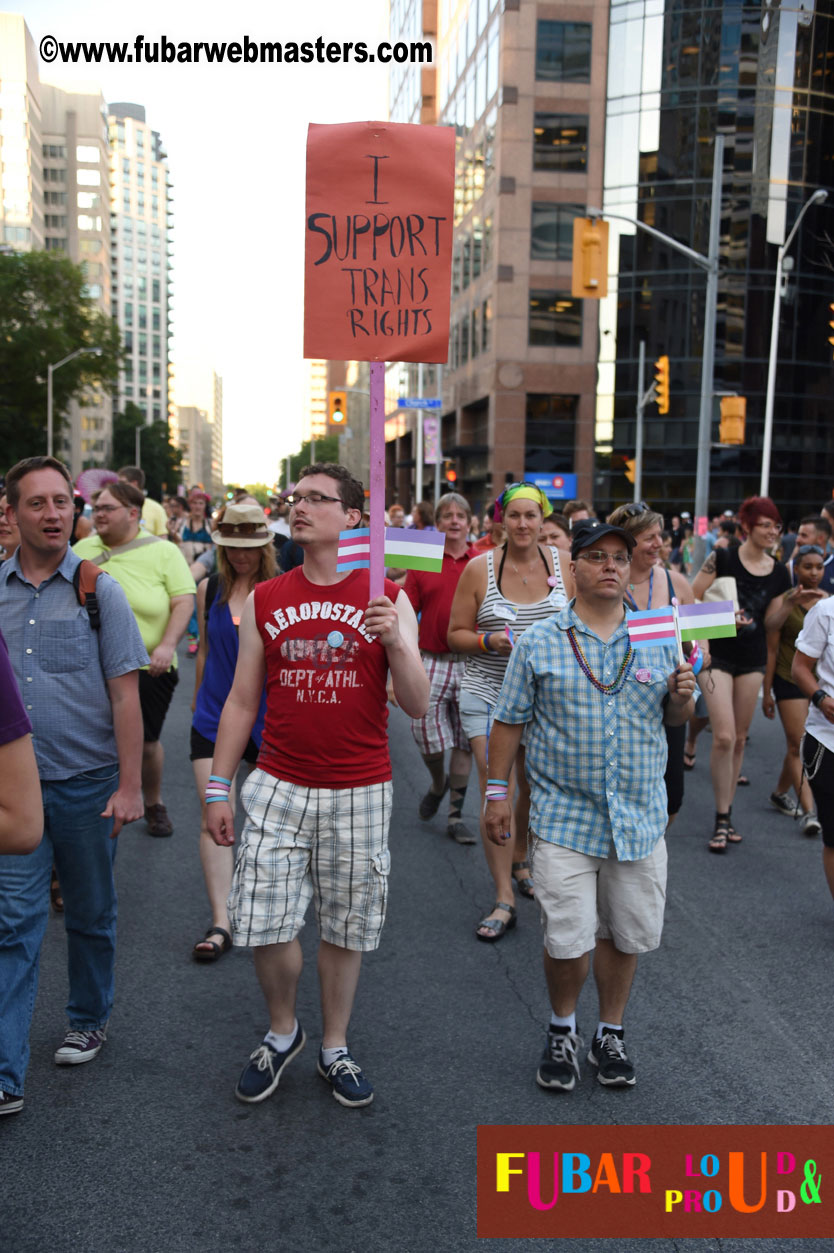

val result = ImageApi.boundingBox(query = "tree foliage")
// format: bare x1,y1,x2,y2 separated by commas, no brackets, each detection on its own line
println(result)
279,435,340,487
112,402,182,500
0,250,122,471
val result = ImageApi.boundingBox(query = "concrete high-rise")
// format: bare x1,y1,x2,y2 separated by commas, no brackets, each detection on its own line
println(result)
0,14,43,252
386,0,610,513
108,103,173,437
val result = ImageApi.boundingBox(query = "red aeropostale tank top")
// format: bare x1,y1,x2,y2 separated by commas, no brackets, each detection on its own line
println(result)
254,567,400,788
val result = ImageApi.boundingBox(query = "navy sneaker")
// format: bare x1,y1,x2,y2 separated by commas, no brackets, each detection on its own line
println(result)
587,1030,636,1087
54,1028,107,1065
317,1049,374,1107
235,1024,306,1104
536,1027,583,1091
0,1090,24,1116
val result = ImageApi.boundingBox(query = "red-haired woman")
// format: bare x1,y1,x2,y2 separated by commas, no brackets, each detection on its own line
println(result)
693,496,790,852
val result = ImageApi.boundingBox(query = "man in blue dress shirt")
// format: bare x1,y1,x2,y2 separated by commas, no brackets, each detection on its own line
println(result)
0,457,148,1117
486,519,695,1091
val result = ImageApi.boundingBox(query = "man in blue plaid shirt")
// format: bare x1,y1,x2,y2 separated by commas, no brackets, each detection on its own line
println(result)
486,519,695,1091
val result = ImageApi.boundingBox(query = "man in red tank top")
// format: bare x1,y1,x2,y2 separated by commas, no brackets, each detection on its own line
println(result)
207,464,428,1109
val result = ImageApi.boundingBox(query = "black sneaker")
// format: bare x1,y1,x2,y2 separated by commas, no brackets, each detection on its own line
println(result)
770,791,795,816
317,1049,374,1107
587,1031,636,1087
235,1024,306,1104
418,779,448,820
0,1090,23,1116
536,1027,582,1091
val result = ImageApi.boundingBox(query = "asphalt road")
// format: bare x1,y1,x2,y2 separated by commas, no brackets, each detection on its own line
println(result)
2,657,832,1253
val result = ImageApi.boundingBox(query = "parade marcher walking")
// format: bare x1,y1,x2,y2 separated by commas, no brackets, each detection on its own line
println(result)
0,457,147,1116
190,503,276,961
405,491,476,844
207,464,428,1109
448,483,572,938
73,481,196,838
486,519,695,1090
792,597,834,905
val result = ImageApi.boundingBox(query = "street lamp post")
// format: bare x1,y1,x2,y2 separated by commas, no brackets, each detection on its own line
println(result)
46,346,102,457
760,188,827,498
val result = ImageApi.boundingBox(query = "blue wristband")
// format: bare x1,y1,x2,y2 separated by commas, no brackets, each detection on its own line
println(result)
209,774,232,785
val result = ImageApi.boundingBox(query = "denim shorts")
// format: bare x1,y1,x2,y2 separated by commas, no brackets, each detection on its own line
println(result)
459,690,493,741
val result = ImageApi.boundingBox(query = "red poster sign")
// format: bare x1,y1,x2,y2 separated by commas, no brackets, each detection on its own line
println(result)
303,121,455,364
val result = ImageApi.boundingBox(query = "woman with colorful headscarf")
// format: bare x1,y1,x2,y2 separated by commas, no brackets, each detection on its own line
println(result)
448,483,573,940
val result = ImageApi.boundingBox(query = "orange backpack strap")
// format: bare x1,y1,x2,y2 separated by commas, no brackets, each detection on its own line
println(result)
72,559,105,630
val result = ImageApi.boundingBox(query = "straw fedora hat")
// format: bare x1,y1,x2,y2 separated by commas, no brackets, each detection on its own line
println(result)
211,502,272,547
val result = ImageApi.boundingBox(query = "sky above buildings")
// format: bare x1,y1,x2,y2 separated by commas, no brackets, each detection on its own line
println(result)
19,0,390,483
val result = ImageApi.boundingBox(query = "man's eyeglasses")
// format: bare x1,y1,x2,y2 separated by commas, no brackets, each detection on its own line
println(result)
796,544,825,557
577,550,631,567
285,491,342,508
91,503,124,514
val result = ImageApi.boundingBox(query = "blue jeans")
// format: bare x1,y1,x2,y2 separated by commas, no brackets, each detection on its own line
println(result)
0,764,119,1096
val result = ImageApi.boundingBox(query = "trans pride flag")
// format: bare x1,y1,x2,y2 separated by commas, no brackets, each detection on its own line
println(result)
337,527,446,574
625,606,677,648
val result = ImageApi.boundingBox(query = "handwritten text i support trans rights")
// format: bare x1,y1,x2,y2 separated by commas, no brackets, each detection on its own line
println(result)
304,121,455,363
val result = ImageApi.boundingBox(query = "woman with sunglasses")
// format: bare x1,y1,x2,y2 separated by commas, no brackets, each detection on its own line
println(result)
190,503,277,961
692,496,791,852
607,502,697,823
448,483,573,940
761,545,828,834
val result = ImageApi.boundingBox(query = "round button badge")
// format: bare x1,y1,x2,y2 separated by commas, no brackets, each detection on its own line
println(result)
327,631,345,648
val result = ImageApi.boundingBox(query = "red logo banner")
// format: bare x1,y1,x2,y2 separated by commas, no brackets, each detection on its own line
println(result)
477,1125,831,1238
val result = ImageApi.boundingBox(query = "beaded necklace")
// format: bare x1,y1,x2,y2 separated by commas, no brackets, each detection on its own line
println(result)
566,626,635,694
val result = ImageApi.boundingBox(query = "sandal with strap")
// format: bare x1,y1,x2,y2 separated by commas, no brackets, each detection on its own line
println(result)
725,821,742,843
475,902,517,943
50,865,64,914
193,926,232,962
512,860,535,900
709,823,729,854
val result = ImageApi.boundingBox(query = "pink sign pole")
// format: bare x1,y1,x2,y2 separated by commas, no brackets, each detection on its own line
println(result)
369,361,386,600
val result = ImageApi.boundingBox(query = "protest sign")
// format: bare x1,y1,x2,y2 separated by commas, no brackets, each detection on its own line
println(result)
304,120,455,363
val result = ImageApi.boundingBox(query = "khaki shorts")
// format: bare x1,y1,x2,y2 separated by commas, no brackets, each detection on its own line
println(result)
229,769,393,952
531,837,668,959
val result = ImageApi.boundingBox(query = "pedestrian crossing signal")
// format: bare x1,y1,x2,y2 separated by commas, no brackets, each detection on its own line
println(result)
571,217,609,299
829,303,834,357
624,458,636,484
719,396,746,445
328,391,347,430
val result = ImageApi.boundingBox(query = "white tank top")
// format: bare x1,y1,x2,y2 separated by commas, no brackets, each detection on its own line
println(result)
461,545,567,706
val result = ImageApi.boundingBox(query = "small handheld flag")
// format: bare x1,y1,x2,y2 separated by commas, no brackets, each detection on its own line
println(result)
337,527,446,575
626,606,677,648
677,600,737,641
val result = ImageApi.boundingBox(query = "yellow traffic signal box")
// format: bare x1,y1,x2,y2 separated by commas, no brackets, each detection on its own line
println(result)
719,396,746,445
571,218,609,299
327,390,347,430
654,355,670,415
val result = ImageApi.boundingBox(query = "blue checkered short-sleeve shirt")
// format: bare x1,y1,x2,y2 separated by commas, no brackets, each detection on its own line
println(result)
493,602,677,861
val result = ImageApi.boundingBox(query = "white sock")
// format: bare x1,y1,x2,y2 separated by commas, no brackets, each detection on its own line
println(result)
596,1020,623,1039
550,1011,576,1033
321,1045,349,1066
264,1021,298,1052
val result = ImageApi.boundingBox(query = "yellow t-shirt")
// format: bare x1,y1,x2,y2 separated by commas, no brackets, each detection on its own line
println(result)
141,497,169,537
72,534,196,668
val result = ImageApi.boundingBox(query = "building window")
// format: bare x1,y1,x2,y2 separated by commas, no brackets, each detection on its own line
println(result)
124,302,133,326
45,214,67,230
45,190,68,205
152,279,161,303
77,192,100,210
77,214,102,231
529,291,582,347
42,143,66,159
531,203,582,261
77,169,101,187
533,114,588,172
535,21,592,83
76,145,99,163
525,394,577,473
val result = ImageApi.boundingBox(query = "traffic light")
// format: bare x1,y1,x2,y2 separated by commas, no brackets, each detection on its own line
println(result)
654,355,670,415
828,302,834,357
444,459,457,484
719,396,746,445
327,390,347,430
624,457,636,484
571,217,609,299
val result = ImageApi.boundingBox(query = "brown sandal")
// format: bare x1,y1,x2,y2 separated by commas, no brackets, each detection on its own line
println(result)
50,865,64,913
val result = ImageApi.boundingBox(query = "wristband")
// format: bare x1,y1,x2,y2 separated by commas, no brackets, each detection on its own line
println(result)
811,689,829,708
209,774,232,786
478,632,493,653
